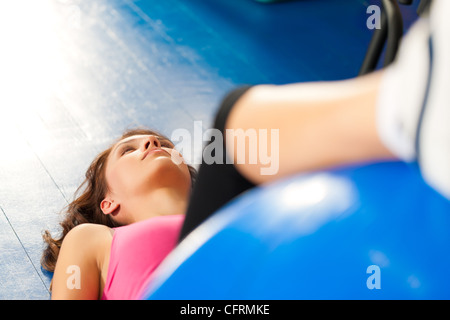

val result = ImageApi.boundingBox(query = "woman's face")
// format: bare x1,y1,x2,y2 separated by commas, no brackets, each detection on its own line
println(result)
103,134,191,221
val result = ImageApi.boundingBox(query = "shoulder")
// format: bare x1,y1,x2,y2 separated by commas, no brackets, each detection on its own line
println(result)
56,224,112,272
64,223,113,245
61,223,113,261
51,224,113,299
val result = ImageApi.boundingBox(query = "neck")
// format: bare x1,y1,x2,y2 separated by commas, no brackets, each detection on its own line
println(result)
130,187,189,223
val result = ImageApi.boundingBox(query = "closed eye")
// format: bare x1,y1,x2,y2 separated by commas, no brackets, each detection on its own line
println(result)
120,146,135,156
160,139,175,149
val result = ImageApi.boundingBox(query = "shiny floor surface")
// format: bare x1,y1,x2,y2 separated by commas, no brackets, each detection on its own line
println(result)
0,0,419,299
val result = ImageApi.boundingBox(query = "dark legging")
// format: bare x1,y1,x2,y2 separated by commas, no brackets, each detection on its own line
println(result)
178,86,255,242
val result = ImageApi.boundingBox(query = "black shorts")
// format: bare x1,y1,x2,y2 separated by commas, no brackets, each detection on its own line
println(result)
178,86,255,242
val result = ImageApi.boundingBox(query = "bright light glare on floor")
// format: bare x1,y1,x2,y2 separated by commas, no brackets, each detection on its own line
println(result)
0,0,79,151
0,0,65,100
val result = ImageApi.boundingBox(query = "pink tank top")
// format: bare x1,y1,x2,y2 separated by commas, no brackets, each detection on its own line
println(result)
101,214,184,300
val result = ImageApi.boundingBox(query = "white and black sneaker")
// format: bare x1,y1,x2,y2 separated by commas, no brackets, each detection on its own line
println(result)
376,0,450,199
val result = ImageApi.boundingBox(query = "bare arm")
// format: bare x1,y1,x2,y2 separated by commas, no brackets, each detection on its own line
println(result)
51,224,111,300
225,71,396,185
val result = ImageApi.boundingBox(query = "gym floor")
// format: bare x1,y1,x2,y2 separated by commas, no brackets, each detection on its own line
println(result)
0,0,419,299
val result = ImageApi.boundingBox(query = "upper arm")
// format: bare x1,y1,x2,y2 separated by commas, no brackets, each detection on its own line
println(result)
51,224,109,300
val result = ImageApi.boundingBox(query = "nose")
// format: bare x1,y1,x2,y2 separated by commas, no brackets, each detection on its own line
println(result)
143,135,161,150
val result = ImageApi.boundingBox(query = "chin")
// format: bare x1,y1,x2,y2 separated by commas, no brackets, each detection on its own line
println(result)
146,158,191,189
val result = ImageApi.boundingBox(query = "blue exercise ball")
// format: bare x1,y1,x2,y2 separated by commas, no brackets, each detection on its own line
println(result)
141,161,450,299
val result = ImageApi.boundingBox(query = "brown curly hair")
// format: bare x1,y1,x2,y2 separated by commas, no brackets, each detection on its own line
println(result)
41,128,196,277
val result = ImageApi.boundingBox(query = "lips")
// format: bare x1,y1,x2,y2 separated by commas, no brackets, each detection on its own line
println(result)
142,148,169,160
